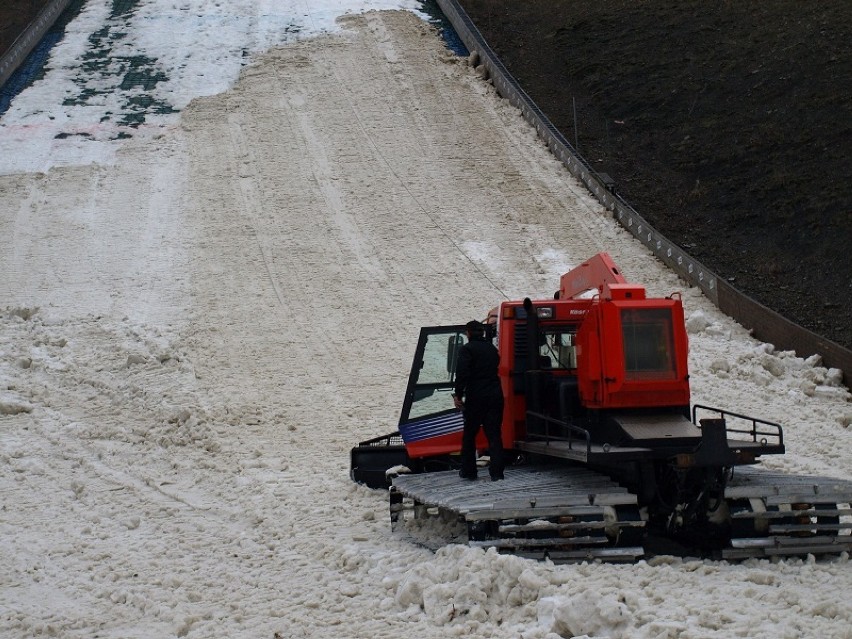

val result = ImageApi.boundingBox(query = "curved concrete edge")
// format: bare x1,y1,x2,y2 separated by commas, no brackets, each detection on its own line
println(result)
0,0,72,89
436,0,852,384
717,281,852,379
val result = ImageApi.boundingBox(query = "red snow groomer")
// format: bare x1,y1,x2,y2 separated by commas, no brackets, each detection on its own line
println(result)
351,253,852,561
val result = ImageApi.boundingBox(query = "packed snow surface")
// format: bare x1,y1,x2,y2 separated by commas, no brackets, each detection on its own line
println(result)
1,3,851,638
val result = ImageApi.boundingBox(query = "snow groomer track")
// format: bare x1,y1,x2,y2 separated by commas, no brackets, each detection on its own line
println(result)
392,466,646,563
724,467,852,559
391,465,852,562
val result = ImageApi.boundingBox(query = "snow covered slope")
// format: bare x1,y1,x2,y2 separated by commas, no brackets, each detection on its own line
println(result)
1,6,850,638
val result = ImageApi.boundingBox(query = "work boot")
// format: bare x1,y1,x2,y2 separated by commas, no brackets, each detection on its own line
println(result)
459,470,477,480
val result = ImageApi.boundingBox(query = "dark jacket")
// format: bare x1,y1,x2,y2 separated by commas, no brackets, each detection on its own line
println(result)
454,337,501,400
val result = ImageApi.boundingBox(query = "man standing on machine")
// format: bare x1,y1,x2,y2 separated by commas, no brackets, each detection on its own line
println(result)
452,320,505,481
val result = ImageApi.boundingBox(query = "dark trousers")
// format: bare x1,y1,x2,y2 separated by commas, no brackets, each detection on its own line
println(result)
461,394,505,479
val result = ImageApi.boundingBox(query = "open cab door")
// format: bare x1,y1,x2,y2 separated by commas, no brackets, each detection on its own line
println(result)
398,325,468,458
350,325,468,488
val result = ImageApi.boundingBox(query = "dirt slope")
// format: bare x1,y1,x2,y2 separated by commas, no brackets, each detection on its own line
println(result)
0,3,44,56
457,0,851,350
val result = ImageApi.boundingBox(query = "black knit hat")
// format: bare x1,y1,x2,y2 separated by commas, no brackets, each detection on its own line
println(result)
465,320,485,335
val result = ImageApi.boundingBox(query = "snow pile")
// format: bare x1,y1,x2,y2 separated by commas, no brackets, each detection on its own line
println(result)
393,546,634,637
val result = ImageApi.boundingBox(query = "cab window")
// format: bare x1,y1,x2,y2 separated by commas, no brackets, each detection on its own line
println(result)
620,308,676,380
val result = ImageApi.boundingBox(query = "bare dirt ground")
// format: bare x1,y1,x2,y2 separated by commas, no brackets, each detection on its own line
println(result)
3,1,850,350
457,0,851,351
0,2,43,55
